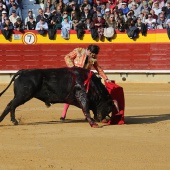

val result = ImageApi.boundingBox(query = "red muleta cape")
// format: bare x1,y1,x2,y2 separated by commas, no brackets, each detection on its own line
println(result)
105,81,125,125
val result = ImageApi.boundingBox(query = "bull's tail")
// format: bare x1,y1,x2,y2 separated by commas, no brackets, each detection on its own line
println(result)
0,70,23,97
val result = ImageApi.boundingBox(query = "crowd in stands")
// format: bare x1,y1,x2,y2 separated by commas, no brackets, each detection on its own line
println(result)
1,0,170,40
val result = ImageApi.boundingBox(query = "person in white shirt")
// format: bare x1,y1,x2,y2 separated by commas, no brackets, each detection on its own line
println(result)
152,1,162,16
35,17,48,35
9,10,19,25
145,13,156,29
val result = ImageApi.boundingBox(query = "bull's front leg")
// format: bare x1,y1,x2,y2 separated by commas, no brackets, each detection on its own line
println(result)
75,89,99,128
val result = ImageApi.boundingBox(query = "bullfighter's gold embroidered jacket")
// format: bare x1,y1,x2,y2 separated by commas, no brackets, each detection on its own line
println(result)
64,48,108,80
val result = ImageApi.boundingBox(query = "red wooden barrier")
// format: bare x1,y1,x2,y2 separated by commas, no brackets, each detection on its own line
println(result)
0,43,170,70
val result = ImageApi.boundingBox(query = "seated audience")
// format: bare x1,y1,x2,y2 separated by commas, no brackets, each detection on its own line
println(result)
61,14,72,39
9,3,22,19
135,16,147,35
48,16,58,40
93,13,106,40
36,8,45,23
26,15,36,30
35,17,48,35
43,0,55,13
9,10,19,25
145,13,156,29
156,13,167,29
1,10,8,23
1,17,14,40
104,14,116,40
14,17,24,31
24,9,36,29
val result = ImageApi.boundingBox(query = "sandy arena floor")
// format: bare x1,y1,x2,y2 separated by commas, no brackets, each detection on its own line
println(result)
0,83,170,170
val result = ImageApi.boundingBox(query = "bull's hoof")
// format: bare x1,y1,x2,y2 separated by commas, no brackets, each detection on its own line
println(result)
45,103,51,108
101,119,108,124
93,116,100,122
12,120,18,125
92,123,100,128
60,117,65,121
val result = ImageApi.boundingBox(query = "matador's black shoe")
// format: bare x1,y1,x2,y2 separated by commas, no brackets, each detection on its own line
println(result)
60,117,65,121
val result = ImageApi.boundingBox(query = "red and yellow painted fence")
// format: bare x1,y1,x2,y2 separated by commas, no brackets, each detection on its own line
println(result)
0,30,170,71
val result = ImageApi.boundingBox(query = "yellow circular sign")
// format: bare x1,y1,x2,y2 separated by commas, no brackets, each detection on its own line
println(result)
22,32,37,45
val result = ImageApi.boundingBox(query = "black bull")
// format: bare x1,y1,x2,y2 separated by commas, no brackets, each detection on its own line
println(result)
0,67,114,127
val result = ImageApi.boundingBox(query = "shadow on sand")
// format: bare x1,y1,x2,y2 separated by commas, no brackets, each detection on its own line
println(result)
125,113,170,124
0,114,169,127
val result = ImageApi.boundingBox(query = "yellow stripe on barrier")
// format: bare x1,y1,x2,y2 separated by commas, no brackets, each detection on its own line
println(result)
0,32,169,44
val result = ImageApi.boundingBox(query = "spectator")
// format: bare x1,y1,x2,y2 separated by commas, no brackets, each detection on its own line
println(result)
80,6,92,20
26,15,36,30
106,13,116,28
9,3,22,19
126,18,139,39
44,7,51,22
72,15,80,30
61,14,72,39
150,9,158,20
74,17,86,39
117,8,127,22
1,18,14,40
141,9,149,23
96,0,102,11
93,13,106,40
80,0,92,10
126,10,137,21
1,10,8,23
110,4,117,14
0,1,7,11
156,13,167,29
48,9,62,29
56,0,67,12
0,3,5,21
106,0,114,9
6,0,15,11
43,0,55,13
152,0,165,9
56,5,62,15
145,13,156,29
120,1,130,15
70,10,78,21
36,8,45,23
131,2,141,17
101,3,106,15
103,8,110,22
91,4,98,21
14,17,24,31
62,10,71,21
9,10,19,25
152,1,161,16
24,10,36,28
66,1,79,15
35,17,48,35
141,1,151,13
165,0,170,18
84,17,92,30
116,16,125,32
135,16,147,35
104,13,116,41
48,16,58,40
